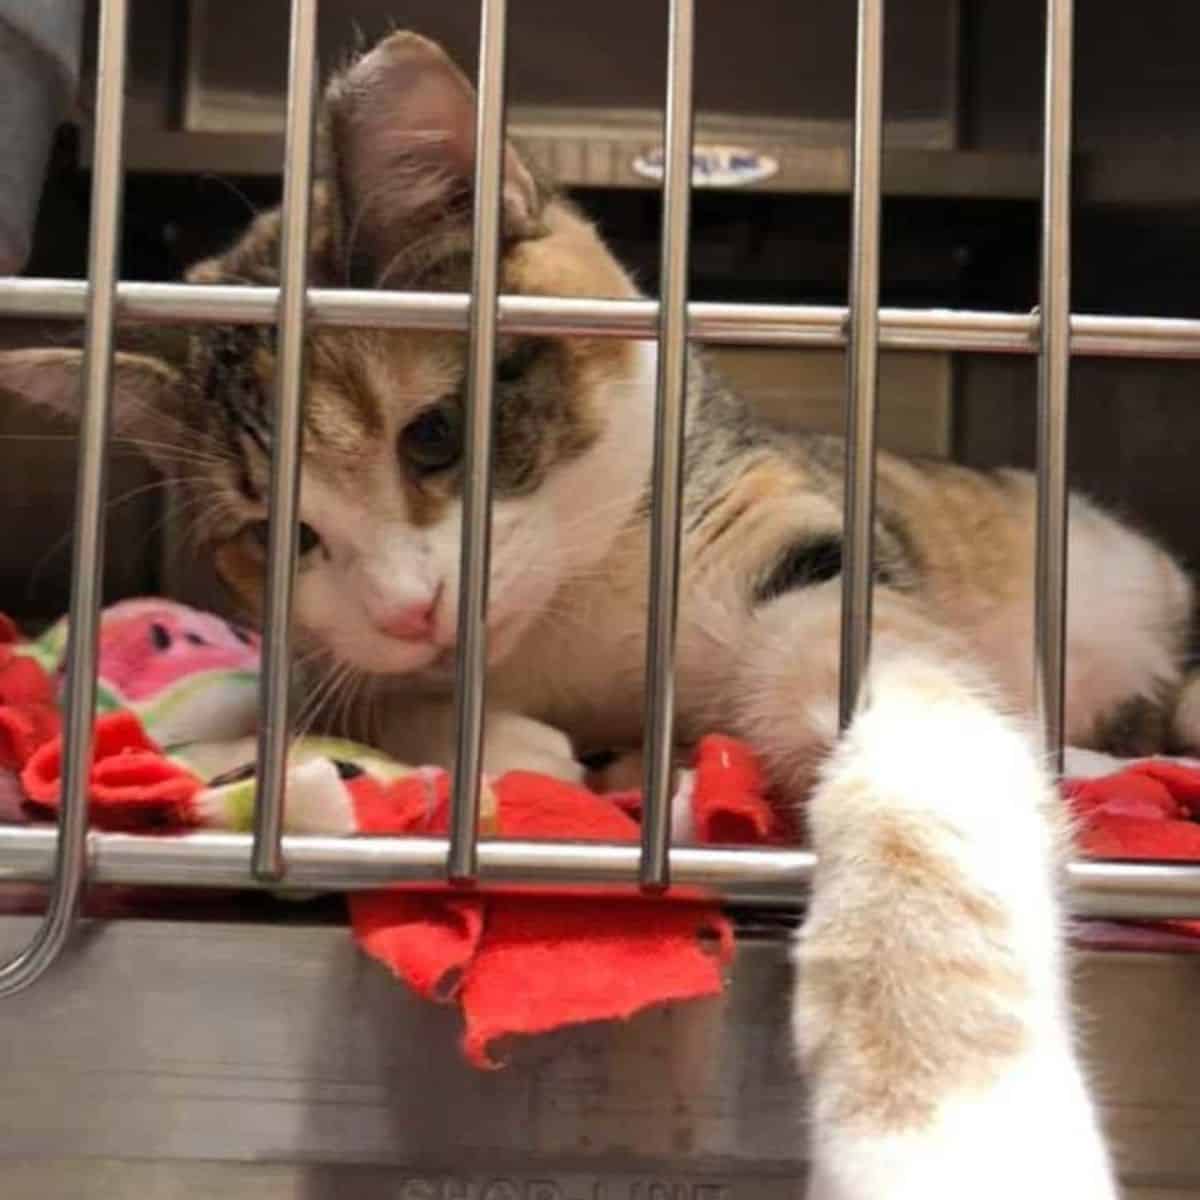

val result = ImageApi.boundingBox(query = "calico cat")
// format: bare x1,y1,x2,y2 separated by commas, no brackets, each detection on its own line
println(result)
2,33,1193,786
0,29,1161,1194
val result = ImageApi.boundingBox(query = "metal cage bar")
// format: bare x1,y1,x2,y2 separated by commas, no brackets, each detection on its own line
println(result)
250,0,320,882
447,0,511,883
4,825,1200,920
838,0,886,727
7,279,1200,358
0,0,130,997
1034,0,1074,771
5,1,1200,956
639,0,696,890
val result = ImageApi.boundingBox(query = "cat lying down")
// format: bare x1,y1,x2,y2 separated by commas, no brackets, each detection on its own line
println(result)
0,26,1152,1196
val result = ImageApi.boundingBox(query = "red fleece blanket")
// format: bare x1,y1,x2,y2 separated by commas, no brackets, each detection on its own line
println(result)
1,610,790,1065
3,605,1200,1063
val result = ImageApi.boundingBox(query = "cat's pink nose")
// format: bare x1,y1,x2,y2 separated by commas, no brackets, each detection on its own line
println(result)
375,600,436,642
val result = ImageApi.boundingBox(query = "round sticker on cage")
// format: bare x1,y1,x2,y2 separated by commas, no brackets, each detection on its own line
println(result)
632,144,779,188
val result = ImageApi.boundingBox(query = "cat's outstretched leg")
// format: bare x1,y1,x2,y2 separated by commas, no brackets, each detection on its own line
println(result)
792,653,1118,1200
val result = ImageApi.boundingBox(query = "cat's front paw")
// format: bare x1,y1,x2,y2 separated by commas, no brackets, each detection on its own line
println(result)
484,712,584,784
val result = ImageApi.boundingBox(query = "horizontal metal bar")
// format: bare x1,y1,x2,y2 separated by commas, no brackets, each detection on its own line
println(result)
2,828,1200,918
6,278,1200,358
0,828,805,904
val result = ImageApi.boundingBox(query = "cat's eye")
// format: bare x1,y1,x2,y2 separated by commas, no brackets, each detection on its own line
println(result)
298,523,322,556
246,519,322,557
398,402,463,473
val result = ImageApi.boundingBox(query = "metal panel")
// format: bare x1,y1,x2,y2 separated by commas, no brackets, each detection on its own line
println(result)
182,0,959,147
84,0,1200,205
0,918,1196,1193
1,1163,1192,1200
87,0,977,191
709,348,953,459
955,355,1200,570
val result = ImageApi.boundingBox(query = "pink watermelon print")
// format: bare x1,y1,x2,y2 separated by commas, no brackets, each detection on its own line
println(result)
95,599,260,702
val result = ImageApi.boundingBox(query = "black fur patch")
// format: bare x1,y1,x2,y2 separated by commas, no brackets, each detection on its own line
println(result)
579,748,619,771
1093,694,1170,758
207,762,257,789
754,537,844,603
206,329,271,443
203,325,274,501
487,338,597,496
875,511,921,592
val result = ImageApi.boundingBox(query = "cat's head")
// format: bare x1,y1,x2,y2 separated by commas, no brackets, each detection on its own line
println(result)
0,32,655,676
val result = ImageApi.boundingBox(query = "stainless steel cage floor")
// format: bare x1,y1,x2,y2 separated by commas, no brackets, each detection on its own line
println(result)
0,917,1196,1197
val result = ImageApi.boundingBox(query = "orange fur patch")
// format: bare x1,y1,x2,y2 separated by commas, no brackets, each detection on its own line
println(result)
798,814,1028,1132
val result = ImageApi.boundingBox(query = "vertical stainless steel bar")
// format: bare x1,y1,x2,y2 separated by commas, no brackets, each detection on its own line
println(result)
1034,0,1074,772
639,0,696,890
0,0,130,996
838,0,887,728
250,0,319,880
447,0,511,881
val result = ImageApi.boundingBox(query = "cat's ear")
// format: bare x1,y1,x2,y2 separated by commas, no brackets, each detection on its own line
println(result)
0,347,188,471
324,30,544,284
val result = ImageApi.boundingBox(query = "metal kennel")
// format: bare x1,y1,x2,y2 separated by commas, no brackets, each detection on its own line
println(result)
1,1,1200,1195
